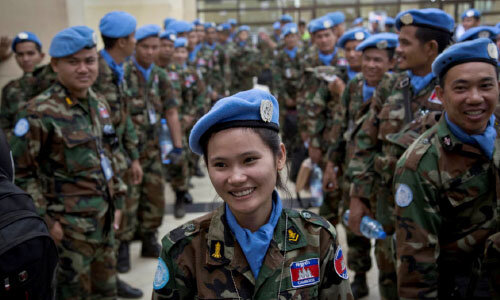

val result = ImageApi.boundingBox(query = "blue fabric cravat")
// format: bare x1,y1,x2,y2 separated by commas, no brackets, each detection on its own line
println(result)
318,48,337,66
225,191,283,279
407,70,435,94
238,41,247,47
363,81,376,102
189,43,202,63
284,46,298,59
273,34,280,42
100,49,124,84
347,66,358,81
132,57,153,82
445,112,497,159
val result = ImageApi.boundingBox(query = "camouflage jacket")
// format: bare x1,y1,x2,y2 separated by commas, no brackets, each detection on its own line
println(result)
166,63,206,126
32,63,58,96
229,42,262,93
273,46,305,104
193,43,214,89
0,71,38,138
208,43,231,98
10,82,126,241
393,116,499,299
349,71,442,201
153,204,352,299
93,52,140,172
122,59,179,160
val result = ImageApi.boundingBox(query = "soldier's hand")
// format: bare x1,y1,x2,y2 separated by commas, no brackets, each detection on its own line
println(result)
323,161,338,192
348,197,372,236
182,115,194,128
285,98,295,107
0,36,12,62
210,91,218,101
168,147,183,165
50,221,64,244
130,159,143,185
308,146,322,164
114,209,122,231
328,78,346,96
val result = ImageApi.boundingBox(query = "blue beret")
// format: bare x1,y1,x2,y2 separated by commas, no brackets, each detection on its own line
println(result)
217,23,231,32
352,17,363,26
310,16,334,34
236,25,250,35
135,24,160,42
99,11,136,38
395,8,454,33
326,12,345,26
189,89,280,155
282,23,298,37
228,18,237,25
280,14,293,23
12,31,42,52
163,17,175,29
385,17,395,26
337,28,370,48
193,19,202,26
204,22,216,30
273,21,281,30
160,30,176,42
168,20,193,34
461,9,481,20
458,26,499,42
49,26,96,58
174,37,188,48
432,38,498,78
355,32,398,51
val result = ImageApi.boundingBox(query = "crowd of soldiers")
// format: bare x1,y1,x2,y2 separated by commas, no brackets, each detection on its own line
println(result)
0,5,499,300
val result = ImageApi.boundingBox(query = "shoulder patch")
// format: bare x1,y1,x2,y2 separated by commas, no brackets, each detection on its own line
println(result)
290,258,320,288
334,246,349,279
299,210,337,240
13,118,29,137
153,257,169,290
395,183,413,207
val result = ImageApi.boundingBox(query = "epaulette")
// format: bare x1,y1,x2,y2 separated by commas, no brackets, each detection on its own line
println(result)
298,210,337,240
402,129,436,172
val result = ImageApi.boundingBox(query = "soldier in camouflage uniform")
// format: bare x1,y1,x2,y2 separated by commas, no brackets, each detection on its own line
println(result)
229,26,263,93
157,30,176,69
123,24,183,258
273,23,304,181
215,23,233,97
325,33,397,299
94,11,144,298
347,9,455,300
10,26,125,299
394,38,500,299
1,31,44,138
152,89,353,299
167,37,206,219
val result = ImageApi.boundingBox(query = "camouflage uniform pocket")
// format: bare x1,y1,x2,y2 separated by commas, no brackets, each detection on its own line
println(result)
278,284,319,299
61,128,98,174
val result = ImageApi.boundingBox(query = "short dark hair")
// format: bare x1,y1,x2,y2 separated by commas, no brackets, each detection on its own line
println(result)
363,47,395,60
14,41,42,53
299,20,306,26
101,34,117,50
201,127,289,194
414,26,452,54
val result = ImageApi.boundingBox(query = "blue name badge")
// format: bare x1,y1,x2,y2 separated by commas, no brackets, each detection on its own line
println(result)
290,258,320,288
100,153,114,181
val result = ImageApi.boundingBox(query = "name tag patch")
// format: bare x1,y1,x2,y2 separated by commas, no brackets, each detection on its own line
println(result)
290,258,320,288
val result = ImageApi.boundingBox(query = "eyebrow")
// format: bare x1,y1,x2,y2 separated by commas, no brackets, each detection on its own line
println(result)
451,76,496,85
209,151,261,163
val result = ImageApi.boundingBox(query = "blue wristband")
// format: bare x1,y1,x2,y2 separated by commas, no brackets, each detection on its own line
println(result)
172,147,183,154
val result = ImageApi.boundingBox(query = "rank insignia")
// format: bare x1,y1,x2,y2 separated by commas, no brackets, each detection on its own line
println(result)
442,135,452,148
210,240,224,260
287,226,300,244
290,258,320,288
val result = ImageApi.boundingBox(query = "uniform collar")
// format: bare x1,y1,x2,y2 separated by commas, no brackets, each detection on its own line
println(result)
437,115,485,156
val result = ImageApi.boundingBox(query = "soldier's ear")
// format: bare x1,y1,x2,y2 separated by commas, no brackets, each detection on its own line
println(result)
277,142,287,171
50,57,59,73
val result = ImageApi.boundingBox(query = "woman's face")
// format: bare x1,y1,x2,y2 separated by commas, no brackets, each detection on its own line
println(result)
206,128,286,219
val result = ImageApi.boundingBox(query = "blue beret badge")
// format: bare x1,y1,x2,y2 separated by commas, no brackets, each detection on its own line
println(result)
17,32,29,40
376,40,388,49
488,43,498,60
400,13,413,25
153,257,169,290
13,118,29,137
354,31,365,40
395,183,413,207
260,100,273,122
466,10,475,18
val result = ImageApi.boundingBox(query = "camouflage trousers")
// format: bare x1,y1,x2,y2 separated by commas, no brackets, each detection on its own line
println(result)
114,170,138,245
168,136,190,192
128,156,166,237
375,236,398,300
56,221,116,300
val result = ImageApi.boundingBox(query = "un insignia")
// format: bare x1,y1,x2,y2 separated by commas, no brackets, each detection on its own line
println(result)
18,32,29,40
400,13,413,25
395,183,413,207
354,32,365,40
260,100,273,122
487,43,498,60
153,257,169,290
13,118,29,137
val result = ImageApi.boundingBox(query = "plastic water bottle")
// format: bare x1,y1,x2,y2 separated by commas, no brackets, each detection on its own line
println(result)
343,210,387,239
159,118,173,164
309,164,323,207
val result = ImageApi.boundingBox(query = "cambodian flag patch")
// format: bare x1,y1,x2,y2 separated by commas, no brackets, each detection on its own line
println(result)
334,246,349,280
290,258,320,288
427,88,442,104
99,106,109,119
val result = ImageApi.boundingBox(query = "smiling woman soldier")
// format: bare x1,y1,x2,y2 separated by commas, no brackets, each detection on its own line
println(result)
152,89,352,299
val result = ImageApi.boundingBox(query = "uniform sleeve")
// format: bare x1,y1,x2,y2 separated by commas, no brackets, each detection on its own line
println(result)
325,79,350,165
0,82,16,136
393,160,441,299
318,227,353,300
305,79,329,150
160,71,180,112
122,114,140,161
10,112,55,228
194,73,207,117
